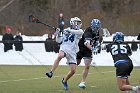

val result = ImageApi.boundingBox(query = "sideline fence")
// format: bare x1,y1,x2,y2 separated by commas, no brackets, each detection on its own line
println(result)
0,40,140,43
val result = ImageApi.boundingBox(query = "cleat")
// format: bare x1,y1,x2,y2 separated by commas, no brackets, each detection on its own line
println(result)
46,71,53,78
79,82,86,89
61,78,68,91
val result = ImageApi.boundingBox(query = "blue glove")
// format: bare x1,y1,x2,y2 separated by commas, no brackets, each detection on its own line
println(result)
91,47,97,55
63,29,70,34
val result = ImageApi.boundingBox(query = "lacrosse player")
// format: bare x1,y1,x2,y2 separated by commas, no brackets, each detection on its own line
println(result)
76,19,103,89
106,32,140,93
46,17,83,91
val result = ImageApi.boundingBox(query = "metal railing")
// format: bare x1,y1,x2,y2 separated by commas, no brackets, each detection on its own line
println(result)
0,40,140,44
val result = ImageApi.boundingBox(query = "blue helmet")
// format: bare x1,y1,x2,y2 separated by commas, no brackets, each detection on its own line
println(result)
113,32,124,42
91,19,101,30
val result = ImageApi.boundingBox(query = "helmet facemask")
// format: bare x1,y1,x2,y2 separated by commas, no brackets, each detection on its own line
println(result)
92,26,100,32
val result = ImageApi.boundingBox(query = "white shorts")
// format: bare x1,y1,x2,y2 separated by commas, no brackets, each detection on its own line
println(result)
60,49,77,64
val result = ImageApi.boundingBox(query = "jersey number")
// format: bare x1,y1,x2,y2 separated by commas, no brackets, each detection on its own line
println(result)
64,34,75,42
111,45,127,55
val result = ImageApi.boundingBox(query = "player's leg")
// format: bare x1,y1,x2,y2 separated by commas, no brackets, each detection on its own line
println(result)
79,50,92,89
125,79,132,93
76,51,82,65
64,64,76,82
51,51,65,72
46,51,65,78
117,77,132,91
117,77,140,93
79,58,92,89
62,64,77,90
82,59,92,82
77,59,81,65
126,79,130,85
116,61,140,92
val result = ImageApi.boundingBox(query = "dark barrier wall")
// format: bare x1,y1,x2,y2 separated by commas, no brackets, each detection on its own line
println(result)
44,39,60,53
137,33,140,40
131,42,138,51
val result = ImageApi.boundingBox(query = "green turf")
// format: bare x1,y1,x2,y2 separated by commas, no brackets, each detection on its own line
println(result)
0,65,139,93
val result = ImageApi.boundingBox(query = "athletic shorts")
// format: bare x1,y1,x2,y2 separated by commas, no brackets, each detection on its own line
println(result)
76,50,92,60
60,50,77,65
115,60,133,79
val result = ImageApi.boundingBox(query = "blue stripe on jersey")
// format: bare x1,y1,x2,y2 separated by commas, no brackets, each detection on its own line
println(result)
114,60,128,65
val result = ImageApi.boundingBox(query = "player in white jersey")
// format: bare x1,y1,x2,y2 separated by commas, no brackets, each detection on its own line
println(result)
46,17,83,91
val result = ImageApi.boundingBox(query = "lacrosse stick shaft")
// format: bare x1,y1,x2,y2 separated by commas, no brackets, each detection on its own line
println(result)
29,15,56,30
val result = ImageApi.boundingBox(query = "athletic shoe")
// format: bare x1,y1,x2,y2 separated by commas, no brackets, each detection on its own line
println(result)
136,86,140,93
79,82,86,89
46,71,53,78
61,78,68,91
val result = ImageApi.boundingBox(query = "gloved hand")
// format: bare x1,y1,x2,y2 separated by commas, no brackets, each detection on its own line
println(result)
63,29,70,35
55,28,60,32
54,28,61,37
96,43,101,48
95,41,100,46
91,47,98,55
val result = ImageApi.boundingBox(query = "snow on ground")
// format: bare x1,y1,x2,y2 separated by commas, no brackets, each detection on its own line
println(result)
0,35,140,66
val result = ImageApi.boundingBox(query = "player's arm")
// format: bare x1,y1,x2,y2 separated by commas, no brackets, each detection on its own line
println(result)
84,38,92,50
55,32,63,43
99,29,103,44
83,28,93,50
69,29,84,35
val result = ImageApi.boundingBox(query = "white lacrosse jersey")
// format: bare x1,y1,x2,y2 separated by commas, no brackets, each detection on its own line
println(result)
56,27,83,64
59,27,83,52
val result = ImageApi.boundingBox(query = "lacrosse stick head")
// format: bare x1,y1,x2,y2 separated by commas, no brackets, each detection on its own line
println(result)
29,15,40,23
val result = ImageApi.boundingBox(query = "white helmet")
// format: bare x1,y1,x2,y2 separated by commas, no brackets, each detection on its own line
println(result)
70,18,75,25
74,17,81,22
70,17,82,29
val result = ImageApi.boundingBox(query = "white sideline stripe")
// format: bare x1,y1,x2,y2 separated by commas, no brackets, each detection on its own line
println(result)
0,68,140,83
0,70,114,83
90,86,96,88
0,77,47,83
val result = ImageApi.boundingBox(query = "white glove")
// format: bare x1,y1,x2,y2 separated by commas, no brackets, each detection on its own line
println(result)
54,28,61,37
55,28,60,32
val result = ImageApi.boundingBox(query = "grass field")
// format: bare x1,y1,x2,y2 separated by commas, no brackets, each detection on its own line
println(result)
0,65,139,93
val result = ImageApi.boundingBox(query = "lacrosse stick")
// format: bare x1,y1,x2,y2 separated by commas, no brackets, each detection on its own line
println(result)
29,15,56,30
